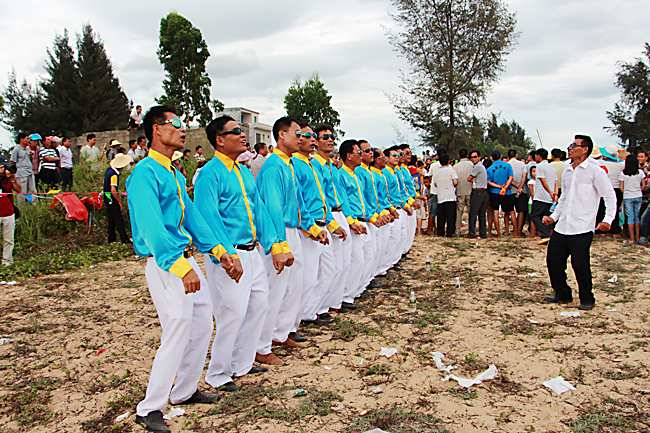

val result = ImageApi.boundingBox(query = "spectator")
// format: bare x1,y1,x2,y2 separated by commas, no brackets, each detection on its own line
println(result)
507,149,527,237
453,148,473,236
598,145,625,235
268,144,274,154
637,149,649,174
38,136,60,190
530,148,558,243
106,139,121,161
433,153,458,237
9,133,36,204
528,166,537,238
0,157,21,265
467,150,488,239
194,145,206,163
127,140,138,161
426,149,445,233
486,149,515,238
193,160,206,186
80,133,102,169
420,176,432,235
58,137,74,190
250,142,268,179
181,149,192,176
103,153,132,244
619,154,647,244
128,105,144,130
29,134,41,181
550,148,565,197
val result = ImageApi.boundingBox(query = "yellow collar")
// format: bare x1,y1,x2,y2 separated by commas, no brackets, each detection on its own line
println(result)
343,165,356,176
214,150,237,172
361,162,371,172
400,163,408,168
385,166,396,174
293,153,311,164
313,154,327,166
274,148,292,165
149,149,172,171
370,166,384,176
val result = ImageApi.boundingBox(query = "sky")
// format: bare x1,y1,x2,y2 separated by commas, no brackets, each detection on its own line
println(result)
1,0,649,155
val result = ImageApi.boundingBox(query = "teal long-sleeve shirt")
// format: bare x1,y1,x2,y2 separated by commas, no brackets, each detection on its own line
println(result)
194,151,284,255
126,149,234,278
312,154,357,226
291,153,339,233
355,163,381,216
371,166,394,212
399,165,418,198
383,166,406,208
339,164,369,221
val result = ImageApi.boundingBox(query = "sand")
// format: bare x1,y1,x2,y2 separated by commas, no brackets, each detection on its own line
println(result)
0,235,648,432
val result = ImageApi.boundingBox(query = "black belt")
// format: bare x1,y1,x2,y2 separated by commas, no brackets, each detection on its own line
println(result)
358,218,367,222
61,167,73,170
331,206,342,212
473,188,486,191
314,220,327,227
395,206,402,209
235,242,256,251
183,247,194,258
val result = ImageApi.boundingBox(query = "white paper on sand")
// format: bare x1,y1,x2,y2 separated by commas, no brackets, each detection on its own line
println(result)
560,311,581,317
527,319,539,324
115,412,130,422
324,366,332,370
608,275,618,283
331,403,344,411
363,430,390,433
542,376,576,395
379,347,397,358
527,273,539,277
442,364,498,388
372,387,383,394
431,351,457,373
606,306,616,312
644,279,650,283
163,407,185,420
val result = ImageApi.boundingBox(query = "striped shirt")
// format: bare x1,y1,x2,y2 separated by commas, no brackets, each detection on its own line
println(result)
39,147,58,171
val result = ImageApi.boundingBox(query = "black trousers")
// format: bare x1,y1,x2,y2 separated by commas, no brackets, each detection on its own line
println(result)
546,231,595,305
468,190,488,238
38,169,60,191
106,199,129,243
60,168,73,191
597,188,623,233
437,201,456,237
531,201,553,238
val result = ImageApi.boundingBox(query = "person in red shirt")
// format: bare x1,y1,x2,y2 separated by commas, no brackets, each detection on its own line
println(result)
0,156,22,265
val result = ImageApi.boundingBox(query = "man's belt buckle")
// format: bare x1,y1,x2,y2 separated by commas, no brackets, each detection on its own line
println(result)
331,206,342,212
183,247,194,258
315,220,327,227
235,242,256,251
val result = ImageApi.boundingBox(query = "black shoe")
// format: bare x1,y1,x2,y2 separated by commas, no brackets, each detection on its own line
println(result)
544,296,572,304
172,389,221,405
288,331,307,343
378,270,393,278
368,279,383,289
360,290,377,298
135,411,170,433
578,304,595,311
341,302,358,310
318,313,333,320
330,307,350,313
217,381,240,392
246,366,268,375
401,254,411,261
392,265,404,271
303,316,332,326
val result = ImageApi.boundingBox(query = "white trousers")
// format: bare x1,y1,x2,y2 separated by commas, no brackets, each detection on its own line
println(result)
397,209,409,260
205,249,268,388
137,257,212,416
317,211,351,312
300,230,336,323
373,223,389,276
358,223,378,296
258,227,303,354
343,223,367,303
404,211,417,254
0,215,15,265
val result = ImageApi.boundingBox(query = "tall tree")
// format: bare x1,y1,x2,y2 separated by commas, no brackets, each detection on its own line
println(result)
1,69,48,135
387,0,518,155
157,13,221,127
606,43,650,149
284,72,343,136
75,24,130,133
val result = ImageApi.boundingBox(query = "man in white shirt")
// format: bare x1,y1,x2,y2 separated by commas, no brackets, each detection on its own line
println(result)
433,154,458,237
80,134,102,170
58,137,74,190
542,135,616,310
249,142,268,179
530,148,558,241
128,105,144,130
453,149,473,236
426,151,443,234
507,149,528,237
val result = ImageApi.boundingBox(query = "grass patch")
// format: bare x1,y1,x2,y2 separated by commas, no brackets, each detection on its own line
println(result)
81,382,146,433
332,319,378,342
564,409,636,432
345,405,452,433
448,388,478,400
0,376,59,428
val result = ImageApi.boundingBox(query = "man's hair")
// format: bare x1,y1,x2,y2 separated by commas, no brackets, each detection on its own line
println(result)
459,148,468,159
561,151,567,160
416,159,424,167
138,136,146,144
638,149,648,157
143,105,177,142
136,105,142,109
86,133,96,141
437,147,448,156
470,150,480,157
195,145,202,151
551,148,562,159
62,137,71,143
314,123,334,137
398,143,410,151
298,120,310,129
507,149,517,159
528,150,536,158
575,134,593,156
129,139,136,147
206,115,236,149
339,139,358,162
410,156,417,166
439,154,450,165
273,116,299,142
254,142,266,152
183,149,191,156
536,148,548,160
358,139,369,146
16,132,28,143
370,149,383,166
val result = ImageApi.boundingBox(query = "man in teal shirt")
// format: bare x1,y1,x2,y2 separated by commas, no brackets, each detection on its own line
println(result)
371,149,401,275
397,144,420,257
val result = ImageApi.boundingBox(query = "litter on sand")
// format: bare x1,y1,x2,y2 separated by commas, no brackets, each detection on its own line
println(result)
442,364,498,388
130,292,138,296
606,306,617,312
372,387,383,394
527,319,539,324
331,403,344,411
94,348,106,356
6,281,16,285
608,275,618,283
359,359,364,365
163,407,185,420
431,351,457,372
528,273,539,277
560,312,581,317
292,390,307,397
542,376,576,395
324,366,332,370
0,338,9,345
379,347,397,358
115,412,130,422
644,279,650,283
362,430,390,433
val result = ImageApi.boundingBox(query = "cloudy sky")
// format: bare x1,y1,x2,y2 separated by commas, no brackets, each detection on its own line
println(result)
1,0,649,153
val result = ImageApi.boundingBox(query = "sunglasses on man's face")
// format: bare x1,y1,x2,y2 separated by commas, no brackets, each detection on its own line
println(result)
390,153,400,157
471,155,480,159
157,118,183,129
302,132,317,138
362,147,374,153
219,127,244,136
567,142,587,151
319,134,334,140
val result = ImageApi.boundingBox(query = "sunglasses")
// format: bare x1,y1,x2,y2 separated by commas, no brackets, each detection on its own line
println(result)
157,118,183,129
219,127,244,136
470,155,480,159
567,143,587,150
302,132,317,138
319,134,334,140
362,147,374,153
390,152,400,157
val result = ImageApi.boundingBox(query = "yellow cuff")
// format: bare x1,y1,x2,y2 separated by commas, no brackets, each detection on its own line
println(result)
389,206,396,212
210,245,227,262
271,242,283,255
380,209,390,216
369,214,378,224
308,224,322,237
407,197,415,206
232,254,239,259
346,216,355,225
169,256,193,279
280,241,291,254
404,204,411,210
326,220,340,233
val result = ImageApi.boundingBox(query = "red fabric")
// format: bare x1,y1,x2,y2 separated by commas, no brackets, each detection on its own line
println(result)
51,193,89,221
79,193,103,210
0,178,14,217
409,167,418,175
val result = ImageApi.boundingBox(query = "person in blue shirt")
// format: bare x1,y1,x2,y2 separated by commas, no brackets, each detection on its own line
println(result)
255,116,328,366
486,149,515,238
383,147,410,271
127,106,241,433
194,115,289,393
397,144,421,257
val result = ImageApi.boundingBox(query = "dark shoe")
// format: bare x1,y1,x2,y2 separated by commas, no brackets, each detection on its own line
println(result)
401,254,411,261
288,331,307,343
319,313,333,320
341,302,357,310
360,290,377,298
172,389,221,405
135,411,170,433
368,279,383,289
217,381,240,392
330,307,350,313
303,316,332,326
246,366,268,374
578,304,595,311
392,265,404,271
544,296,572,304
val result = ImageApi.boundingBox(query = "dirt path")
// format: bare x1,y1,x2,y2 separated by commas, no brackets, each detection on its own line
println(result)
0,235,648,432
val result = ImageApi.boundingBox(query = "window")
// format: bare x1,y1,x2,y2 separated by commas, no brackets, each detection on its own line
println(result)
254,116,257,123
256,133,261,143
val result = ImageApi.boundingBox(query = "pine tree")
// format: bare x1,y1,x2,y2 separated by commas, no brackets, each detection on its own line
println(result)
1,69,48,135
284,72,343,136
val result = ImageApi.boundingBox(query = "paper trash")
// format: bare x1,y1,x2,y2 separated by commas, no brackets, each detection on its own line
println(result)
324,366,332,370
605,306,616,312
362,430,390,433
163,407,185,420
431,352,457,372
0,338,9,345
608,275,618,283
372,387,383,394
379,347,397,358
115,412,130,422
331,403,344,411
527,273,539,277
527,319,539,324
442,364,498,388
560,312,581,317
644,279,650,283
542,376,575,395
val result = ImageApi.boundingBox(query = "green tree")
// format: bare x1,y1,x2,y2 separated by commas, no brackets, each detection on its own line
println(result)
1,69,48,135
284,72,343,136
485,113,534,156
157,12,221,127
606,43,650,149
387,0,518,155
75,24,130,133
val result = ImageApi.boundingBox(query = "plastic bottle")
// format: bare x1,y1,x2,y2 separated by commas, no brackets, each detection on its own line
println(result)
426,255,430,269
455,277,461,295
409,291,417,313
549,202,557,213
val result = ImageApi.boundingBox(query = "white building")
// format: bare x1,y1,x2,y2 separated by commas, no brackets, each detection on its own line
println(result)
217,107,273,146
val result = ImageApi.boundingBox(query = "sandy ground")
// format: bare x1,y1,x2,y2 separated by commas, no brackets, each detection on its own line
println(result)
0,233,649,433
